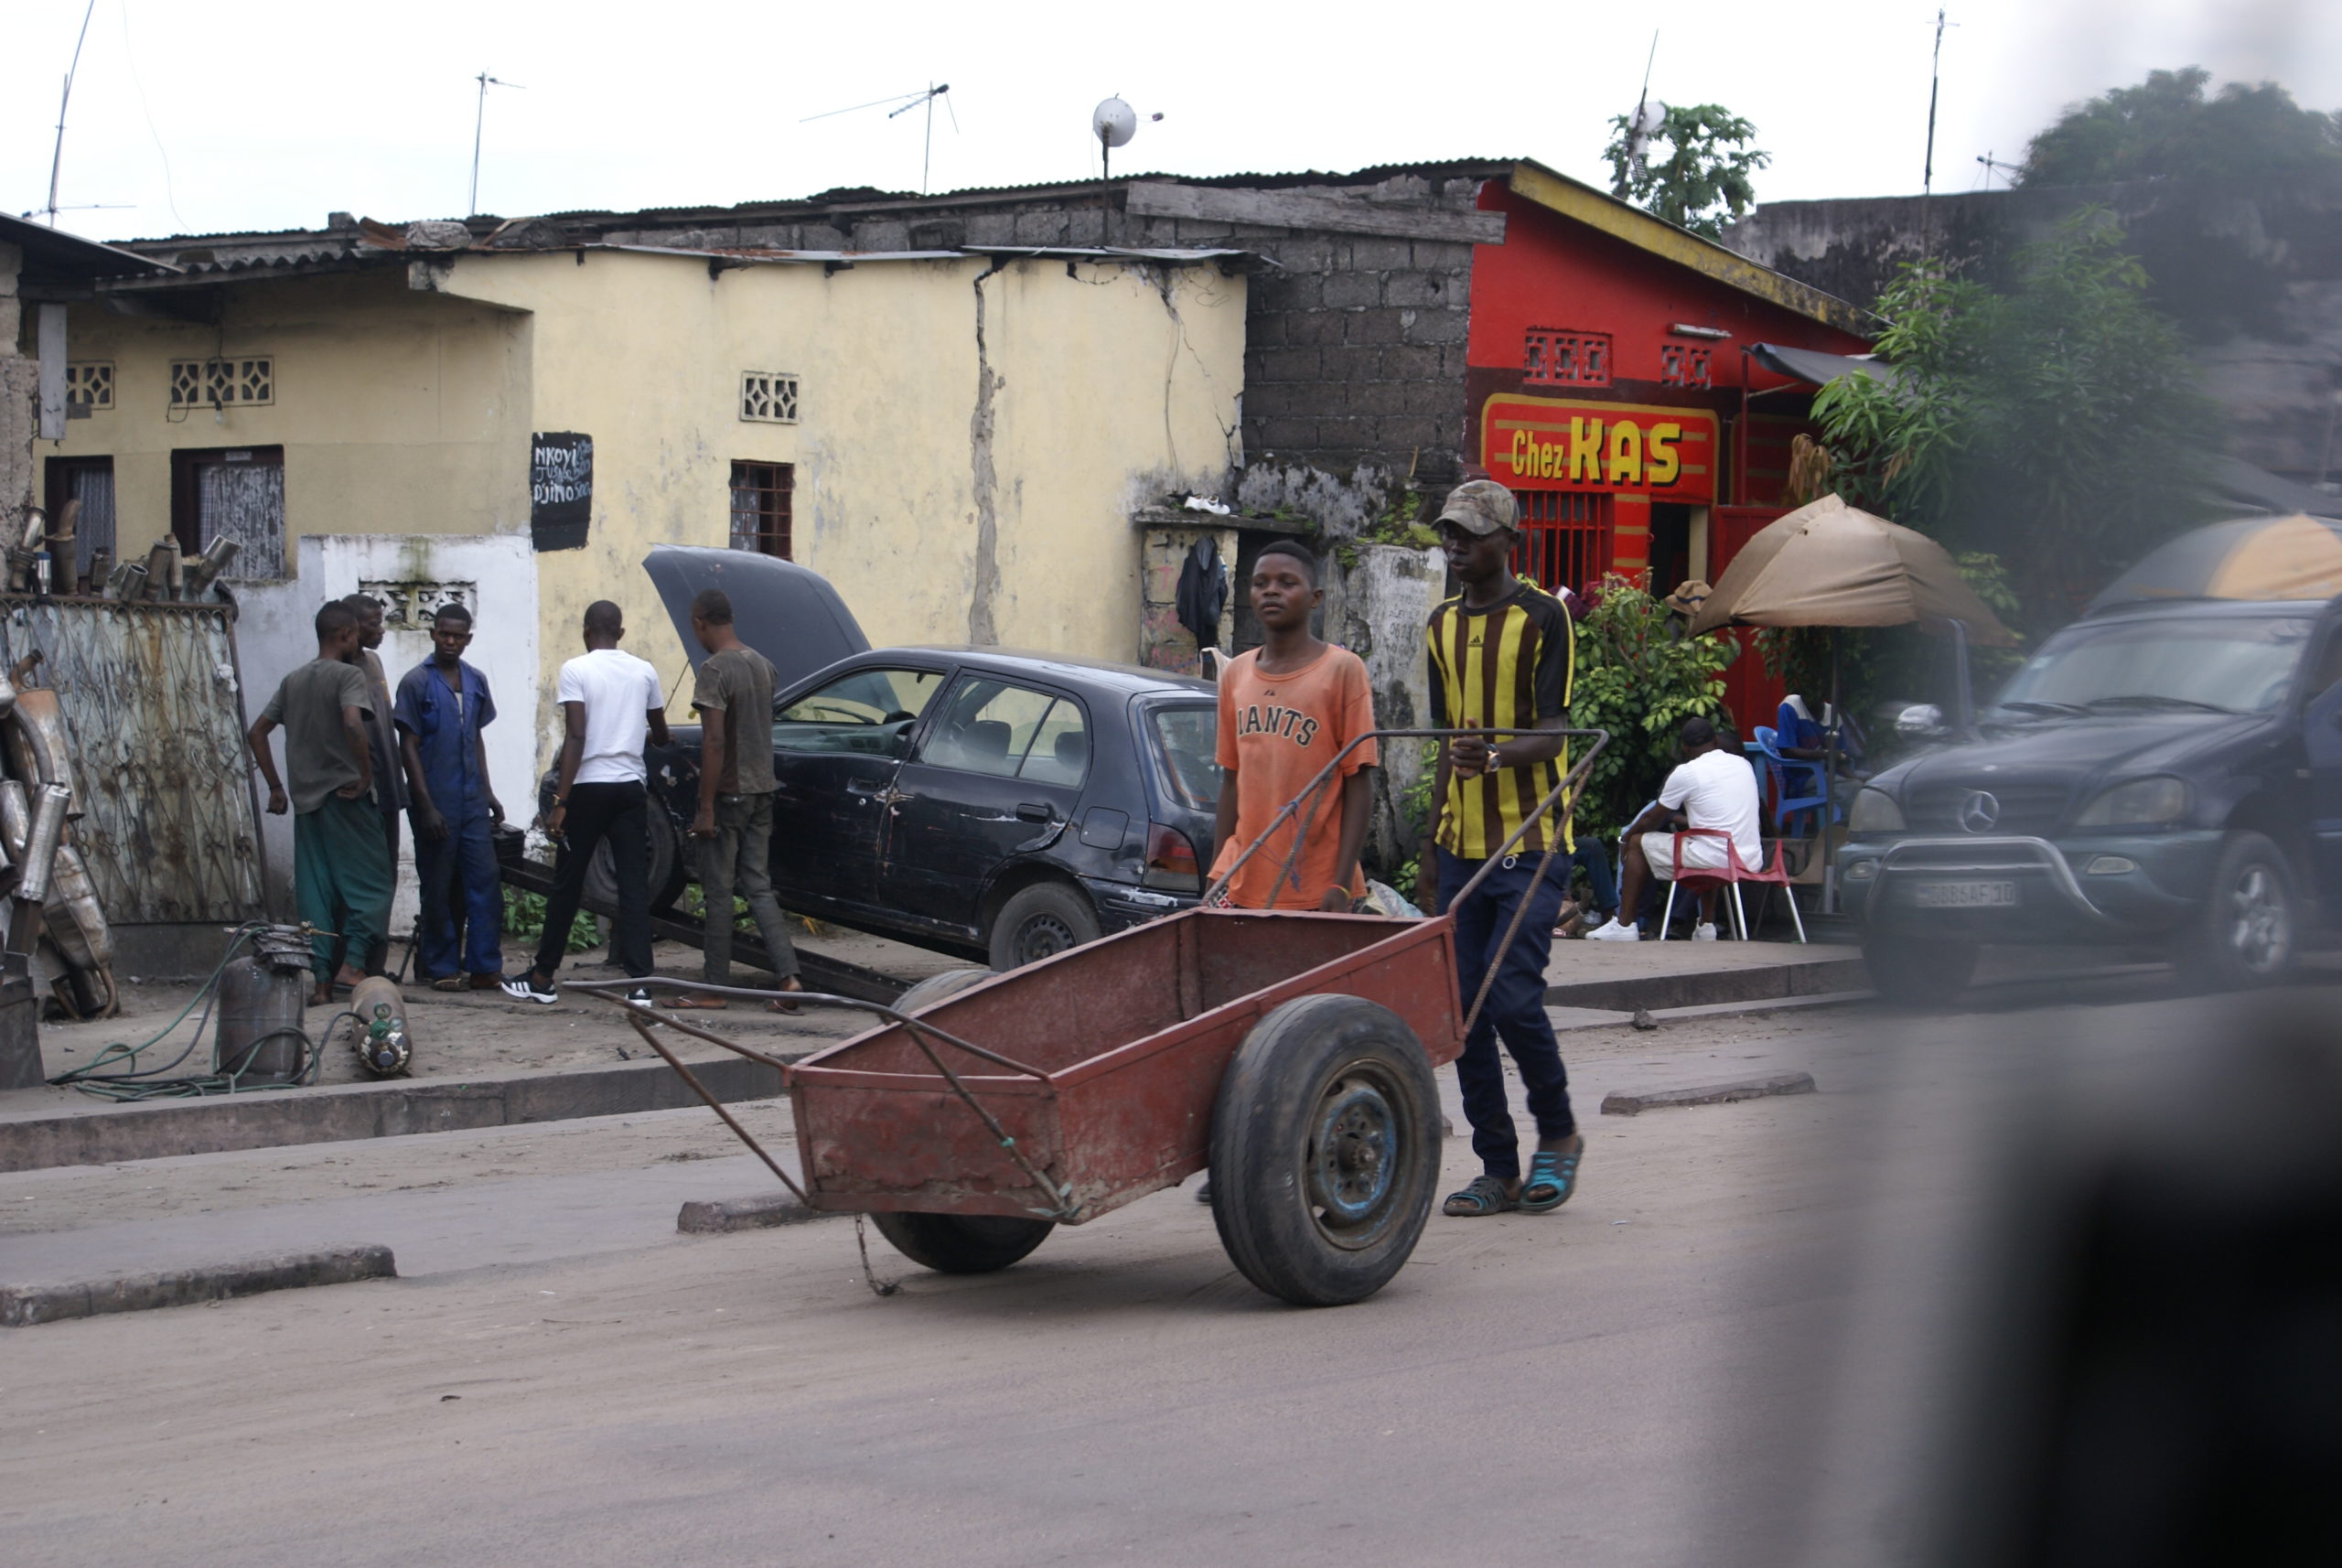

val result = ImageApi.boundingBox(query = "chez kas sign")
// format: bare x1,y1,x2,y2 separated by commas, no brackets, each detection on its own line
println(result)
1480,395,1720,504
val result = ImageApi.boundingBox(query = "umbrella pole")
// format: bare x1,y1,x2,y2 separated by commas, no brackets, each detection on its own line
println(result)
1823,630,1841,917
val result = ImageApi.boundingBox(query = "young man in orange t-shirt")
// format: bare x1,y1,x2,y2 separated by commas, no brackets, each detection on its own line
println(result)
1206,541,1380,911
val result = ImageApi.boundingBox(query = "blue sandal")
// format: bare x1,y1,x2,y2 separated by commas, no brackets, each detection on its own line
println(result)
1442,1175,1518,1217
1520,1144,1582,1213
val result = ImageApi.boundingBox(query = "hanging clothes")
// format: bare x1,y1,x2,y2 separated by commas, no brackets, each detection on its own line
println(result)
1175,535,1229,652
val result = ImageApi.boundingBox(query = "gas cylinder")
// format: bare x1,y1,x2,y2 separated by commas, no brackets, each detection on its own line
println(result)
215,926,312,1084
348,975,413,1078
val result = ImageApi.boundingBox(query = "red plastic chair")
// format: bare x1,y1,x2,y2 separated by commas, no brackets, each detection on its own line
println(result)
1658,829,1808,943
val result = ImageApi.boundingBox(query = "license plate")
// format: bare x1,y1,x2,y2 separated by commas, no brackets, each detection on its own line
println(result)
1912,880,2018,908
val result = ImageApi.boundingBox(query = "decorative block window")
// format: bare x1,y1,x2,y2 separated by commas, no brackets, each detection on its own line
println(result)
64,362,113,411
168,357,273,408
1659,342,1714,389
739,371,800,424
1523,328,1610,388
729,460,793,559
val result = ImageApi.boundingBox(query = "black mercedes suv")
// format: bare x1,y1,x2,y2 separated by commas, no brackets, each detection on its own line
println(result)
1840,596,2342,1003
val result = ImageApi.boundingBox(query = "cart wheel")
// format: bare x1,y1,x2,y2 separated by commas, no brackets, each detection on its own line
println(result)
892,967,994,1015
1208,993,1440,1307
870,1212,1055,1274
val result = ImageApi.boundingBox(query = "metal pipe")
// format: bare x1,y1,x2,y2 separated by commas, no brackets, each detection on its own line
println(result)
16,783,70,906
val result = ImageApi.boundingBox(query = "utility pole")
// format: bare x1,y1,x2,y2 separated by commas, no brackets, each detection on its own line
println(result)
1920,8,1950,252
469,72,523,217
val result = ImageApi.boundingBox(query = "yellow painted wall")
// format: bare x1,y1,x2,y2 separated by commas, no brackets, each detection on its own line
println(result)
52,247,1244,777
48,270,531,575
430,248,1244,762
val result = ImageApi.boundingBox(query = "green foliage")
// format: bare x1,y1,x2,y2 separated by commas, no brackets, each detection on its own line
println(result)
1566,578,1731,835
1602,103,1770,239
501,887,599,953
1810,213,2218,630
2020,68,2342,190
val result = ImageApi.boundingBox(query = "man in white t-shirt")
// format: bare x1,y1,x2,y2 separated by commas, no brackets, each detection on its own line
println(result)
1585,715,1762,942
502,600,671,1004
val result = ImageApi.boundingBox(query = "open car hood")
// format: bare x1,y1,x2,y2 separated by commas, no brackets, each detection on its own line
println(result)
641,545,870,689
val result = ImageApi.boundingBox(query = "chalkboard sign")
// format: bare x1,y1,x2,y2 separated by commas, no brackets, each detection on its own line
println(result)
530,433,593,551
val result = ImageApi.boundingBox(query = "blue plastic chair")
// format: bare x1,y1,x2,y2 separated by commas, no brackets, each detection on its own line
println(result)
1754,725,1831,835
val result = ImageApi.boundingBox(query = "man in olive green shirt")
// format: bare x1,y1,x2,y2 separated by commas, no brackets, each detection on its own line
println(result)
248,601,395,1002
669,588,801,1011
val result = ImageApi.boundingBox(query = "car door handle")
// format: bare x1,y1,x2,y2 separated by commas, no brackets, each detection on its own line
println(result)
845,777,886,796
1015,801,1055,823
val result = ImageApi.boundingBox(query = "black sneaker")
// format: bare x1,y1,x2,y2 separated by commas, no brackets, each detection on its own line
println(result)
499,973,557,1005
1194,1179,1214,1205
624,987,652,1005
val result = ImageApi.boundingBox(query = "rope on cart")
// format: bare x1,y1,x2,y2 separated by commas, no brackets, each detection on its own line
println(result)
853,1215,902,1298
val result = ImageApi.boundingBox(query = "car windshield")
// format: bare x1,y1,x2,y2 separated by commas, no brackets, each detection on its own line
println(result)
1149,705,1219,811
1991,614,2312,719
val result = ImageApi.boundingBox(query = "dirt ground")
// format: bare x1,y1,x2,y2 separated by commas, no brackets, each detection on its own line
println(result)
22,927,969,1102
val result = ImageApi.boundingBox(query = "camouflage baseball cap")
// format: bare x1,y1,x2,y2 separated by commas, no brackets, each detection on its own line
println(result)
1434,478,1519,536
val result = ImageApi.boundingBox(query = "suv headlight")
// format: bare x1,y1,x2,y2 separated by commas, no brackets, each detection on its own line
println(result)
2074,776,2190,828
1849,787,1906,832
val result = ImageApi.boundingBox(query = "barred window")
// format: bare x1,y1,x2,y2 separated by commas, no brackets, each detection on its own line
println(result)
739,371,800,424
1659,342,1714,389
729,460,793,559
64,362,113,411
1523,328,1610,388
168,357,273,408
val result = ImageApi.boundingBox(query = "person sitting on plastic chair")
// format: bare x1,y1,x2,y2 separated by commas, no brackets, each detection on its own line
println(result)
1587,715,1763,943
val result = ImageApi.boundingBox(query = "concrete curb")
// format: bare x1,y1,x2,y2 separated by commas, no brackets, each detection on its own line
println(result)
1546,956,1866,1013
0,1052,792,1175
677,1192,838,1233
1599,1072,1818,1116
1,1243,397,1326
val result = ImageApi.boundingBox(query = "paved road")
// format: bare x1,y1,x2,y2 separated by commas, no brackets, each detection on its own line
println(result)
0,977,2281,1567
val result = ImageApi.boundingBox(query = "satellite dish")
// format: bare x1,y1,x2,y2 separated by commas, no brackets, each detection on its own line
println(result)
1092,97,1137,148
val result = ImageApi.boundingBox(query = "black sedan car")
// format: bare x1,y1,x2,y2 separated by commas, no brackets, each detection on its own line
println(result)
1840,596,2342,1002
618,548,1220,968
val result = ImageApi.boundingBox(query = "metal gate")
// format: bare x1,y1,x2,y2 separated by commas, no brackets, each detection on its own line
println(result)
0,597,265,922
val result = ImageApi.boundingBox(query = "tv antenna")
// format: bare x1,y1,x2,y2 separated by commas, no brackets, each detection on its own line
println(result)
801,83,955,195
1919,8,1958,252
1976,151,2020,188
469,71,524,217
38,0,102,227
1624,30,1666,181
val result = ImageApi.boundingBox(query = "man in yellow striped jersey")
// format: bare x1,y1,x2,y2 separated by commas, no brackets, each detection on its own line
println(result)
1420,479,1585,1218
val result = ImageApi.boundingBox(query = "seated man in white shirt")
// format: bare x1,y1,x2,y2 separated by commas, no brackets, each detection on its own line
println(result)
1585,715,1763,942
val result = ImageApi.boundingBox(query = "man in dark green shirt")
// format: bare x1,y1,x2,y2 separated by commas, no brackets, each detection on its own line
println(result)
248,601,395,1003
669,588,801,1012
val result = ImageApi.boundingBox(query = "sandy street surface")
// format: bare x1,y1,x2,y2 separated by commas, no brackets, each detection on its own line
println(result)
0,979,2273,1567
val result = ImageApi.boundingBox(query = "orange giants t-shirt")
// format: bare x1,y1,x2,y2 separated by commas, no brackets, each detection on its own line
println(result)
1208,645,1380,909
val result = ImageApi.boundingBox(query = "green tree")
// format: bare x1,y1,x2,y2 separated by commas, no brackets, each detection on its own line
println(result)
1810,211,2218,629
2020,67,2342,189
1602,104,1769,240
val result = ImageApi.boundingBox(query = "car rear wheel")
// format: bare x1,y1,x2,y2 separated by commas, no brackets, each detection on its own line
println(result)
987,881,1101,971
583,805,687,915
1862,931,1980,1008
2174,831,2294,992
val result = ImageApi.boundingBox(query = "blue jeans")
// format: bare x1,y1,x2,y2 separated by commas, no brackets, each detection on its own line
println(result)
1438,847,1577,1179
1572,839,1618,917
414,808,503,979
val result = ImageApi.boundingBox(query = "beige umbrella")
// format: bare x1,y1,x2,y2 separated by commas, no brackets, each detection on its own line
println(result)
1689,493,2016,646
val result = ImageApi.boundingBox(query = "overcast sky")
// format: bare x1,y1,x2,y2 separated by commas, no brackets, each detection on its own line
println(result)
7,0,2336,245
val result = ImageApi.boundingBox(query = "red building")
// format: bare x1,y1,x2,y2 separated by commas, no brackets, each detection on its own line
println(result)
1462,163,1875,726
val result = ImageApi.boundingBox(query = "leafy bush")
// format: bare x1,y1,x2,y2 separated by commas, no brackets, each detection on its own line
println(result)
1566,577,1732,836
502,887,600,953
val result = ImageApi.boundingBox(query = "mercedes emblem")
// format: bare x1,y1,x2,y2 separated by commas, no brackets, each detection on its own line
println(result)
1959,790,2002,833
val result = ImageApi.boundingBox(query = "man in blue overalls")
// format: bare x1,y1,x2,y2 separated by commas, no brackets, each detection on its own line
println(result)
394,602,506,990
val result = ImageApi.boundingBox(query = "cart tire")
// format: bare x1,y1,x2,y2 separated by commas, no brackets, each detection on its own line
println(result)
870,1211,1054,1273
1208,993,1440,1307
987,881,1101,971
892,967,994,1014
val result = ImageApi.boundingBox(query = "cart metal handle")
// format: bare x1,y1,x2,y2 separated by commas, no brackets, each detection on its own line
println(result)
1201,725,1611,911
